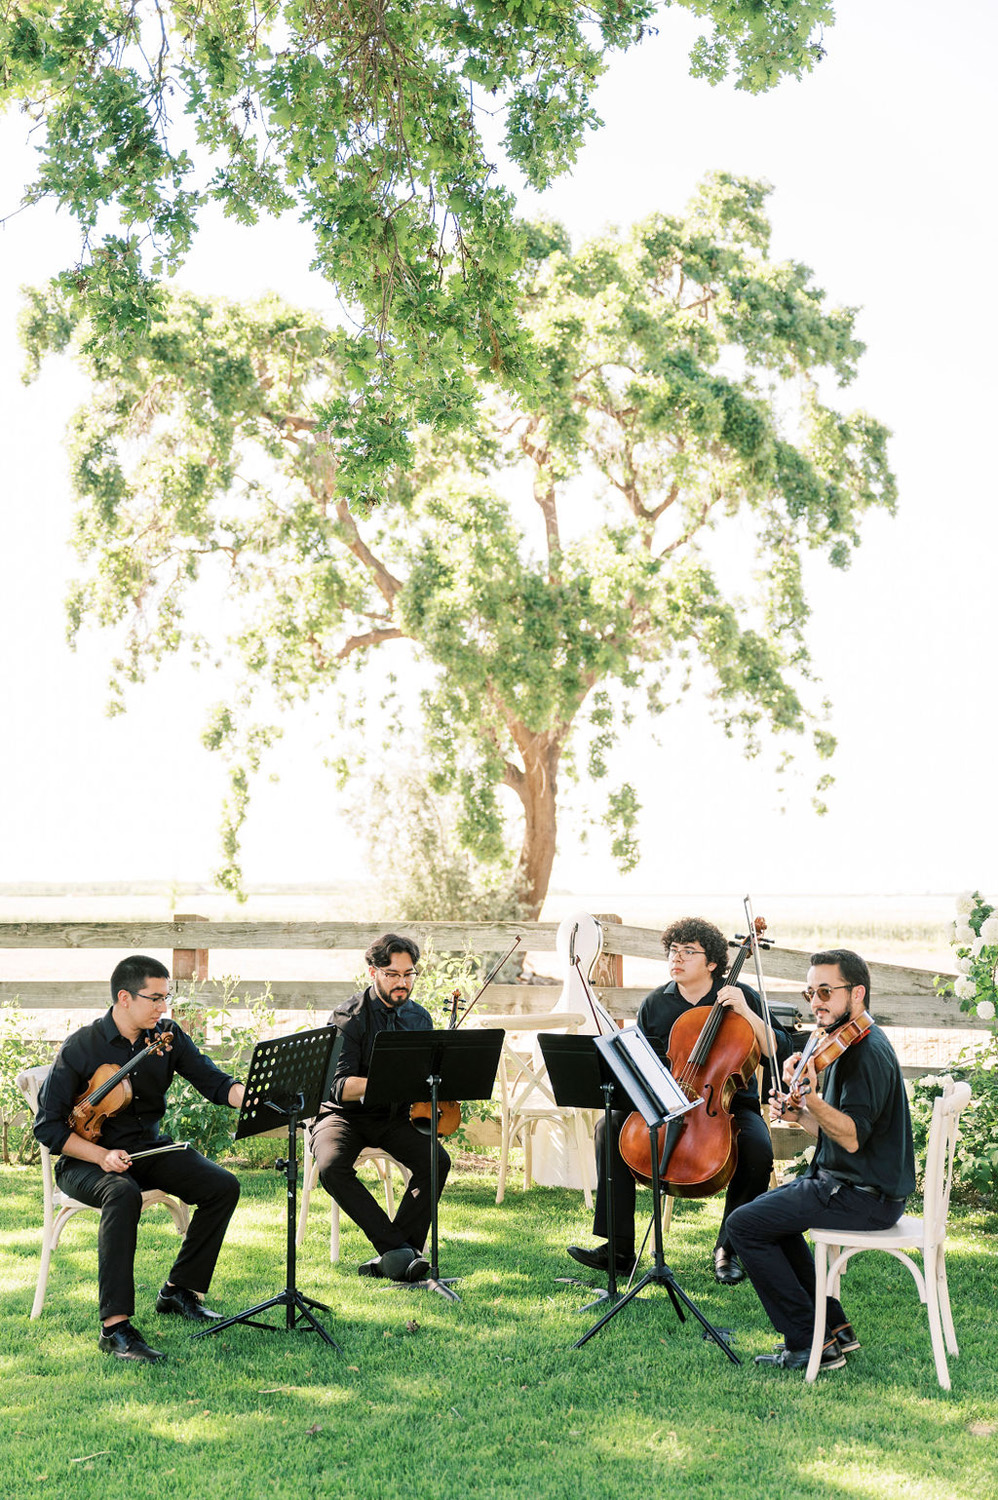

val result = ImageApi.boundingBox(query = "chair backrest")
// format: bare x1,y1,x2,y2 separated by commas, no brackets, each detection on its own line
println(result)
476,1014,588,1113
16,1065,50,1117
923,1077,972,1246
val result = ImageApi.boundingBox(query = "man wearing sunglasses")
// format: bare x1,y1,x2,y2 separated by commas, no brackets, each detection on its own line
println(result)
309,931,450,1283
567,915,792,1286
727,948,915,1373
34,954,246,1363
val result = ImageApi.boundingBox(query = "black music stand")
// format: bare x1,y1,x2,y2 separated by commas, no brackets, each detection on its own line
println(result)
365,1028,504,1302
573,1028,740,1363
193,1027,343,1349
538,1032,633,1313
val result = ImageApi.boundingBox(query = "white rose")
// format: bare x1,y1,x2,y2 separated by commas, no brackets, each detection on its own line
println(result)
972,936,986,957
954,976,978,1000
954,923,975,945
955,891,976,915
981,915,998,945
957,956,973,973
977,1000,996,1021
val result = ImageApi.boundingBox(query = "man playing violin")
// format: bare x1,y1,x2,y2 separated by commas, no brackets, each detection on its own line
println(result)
34,955,246,1364
727,949,915,1372
309,932,450,1283
568,916,791,1285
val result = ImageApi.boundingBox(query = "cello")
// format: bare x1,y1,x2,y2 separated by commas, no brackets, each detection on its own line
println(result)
618,917,770,1198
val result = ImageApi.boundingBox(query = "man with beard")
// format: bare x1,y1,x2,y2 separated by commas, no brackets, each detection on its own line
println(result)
727,949,915,1373
309,932,449,1281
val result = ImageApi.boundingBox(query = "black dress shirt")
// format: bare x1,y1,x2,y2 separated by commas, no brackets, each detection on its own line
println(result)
320,987,434,1115
636,978,791,1110
34,1010,237,1155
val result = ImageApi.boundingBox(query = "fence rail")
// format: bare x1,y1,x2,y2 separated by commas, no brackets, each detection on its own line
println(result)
0,917,977,1033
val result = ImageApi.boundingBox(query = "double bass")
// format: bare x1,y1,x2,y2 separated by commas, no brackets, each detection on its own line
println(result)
618,918,770,1198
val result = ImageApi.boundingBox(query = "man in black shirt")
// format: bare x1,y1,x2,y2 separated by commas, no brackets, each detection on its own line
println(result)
567,916,790,1284
309,932,450,1282
34,955,245,1364
727,948,916,1373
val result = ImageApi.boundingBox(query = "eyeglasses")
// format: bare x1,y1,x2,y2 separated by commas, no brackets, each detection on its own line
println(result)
135,991,172,1004
377,968,418,983
668,946,706,960
801,984,854,1005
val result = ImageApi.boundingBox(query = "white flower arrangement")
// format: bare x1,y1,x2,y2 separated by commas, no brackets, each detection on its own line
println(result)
944,890,998,1028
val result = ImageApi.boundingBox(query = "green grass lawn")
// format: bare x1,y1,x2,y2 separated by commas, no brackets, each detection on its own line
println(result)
2,1163,996,1500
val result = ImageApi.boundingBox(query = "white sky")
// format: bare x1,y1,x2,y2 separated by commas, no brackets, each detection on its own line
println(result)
0,0,996,903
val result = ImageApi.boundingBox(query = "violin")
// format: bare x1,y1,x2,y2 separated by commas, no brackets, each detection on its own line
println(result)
67,1025,175,1143
618,917,769,1197
408,938,521,1138
778,1010,873,1113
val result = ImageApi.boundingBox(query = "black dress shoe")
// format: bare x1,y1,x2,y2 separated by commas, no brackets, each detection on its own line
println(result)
99,1322,166,1363
379,1246,421,1282
755,1340,846,1372
713,1247,746,1285
567,1243,636,1275
358,1256,384,1277
155,1284,224,1321
830,1321,861,1353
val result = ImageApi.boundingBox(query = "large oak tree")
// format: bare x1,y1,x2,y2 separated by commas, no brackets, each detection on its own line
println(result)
3,0,834,502
22,173,894,912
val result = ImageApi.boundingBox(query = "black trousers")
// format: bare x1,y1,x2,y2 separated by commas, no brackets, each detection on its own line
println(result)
310,1110,450,1257
56,1149,240,1324
726,1169,905,1350
592,1104,774,1254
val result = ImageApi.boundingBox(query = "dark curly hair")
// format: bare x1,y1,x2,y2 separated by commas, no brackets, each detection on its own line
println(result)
660,917,729,977
365,932,421,969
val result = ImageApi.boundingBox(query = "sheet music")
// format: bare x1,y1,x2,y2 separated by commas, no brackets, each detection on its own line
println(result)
606,1027,701,1122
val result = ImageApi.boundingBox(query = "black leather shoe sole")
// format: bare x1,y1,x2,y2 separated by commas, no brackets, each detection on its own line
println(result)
99,1327,166,1363
155,1290,224,1321
567,1244,635,1274
713,1249,746,1285
755,1342,846,1372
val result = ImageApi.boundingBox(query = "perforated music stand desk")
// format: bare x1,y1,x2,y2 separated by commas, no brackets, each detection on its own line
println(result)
365,1027,504,1301
537,1032,634,1310
194,1026,343,1348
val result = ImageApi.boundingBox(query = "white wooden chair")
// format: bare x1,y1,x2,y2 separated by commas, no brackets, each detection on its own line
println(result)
296,1132,411,1263
16,1065,190,1319
478,1012,594,1208
805,1076,972,1387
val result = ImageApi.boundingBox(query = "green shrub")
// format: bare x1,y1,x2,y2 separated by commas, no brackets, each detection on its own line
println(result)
909,1038,998,1204
0,998,55,1164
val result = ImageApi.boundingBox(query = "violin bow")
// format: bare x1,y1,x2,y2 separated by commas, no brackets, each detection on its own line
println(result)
743,894,782,1102
453,936,522,1028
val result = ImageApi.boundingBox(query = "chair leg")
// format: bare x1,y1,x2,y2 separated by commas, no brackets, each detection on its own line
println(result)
496,1116,511,1206
661,1194,674,1236
934,1246,958,1356
296,1148,318,1249
571,1113,595,1210
805,1241,831,1382
31,1235,54,1320
523,1125,534,1192
922,1244,952,1389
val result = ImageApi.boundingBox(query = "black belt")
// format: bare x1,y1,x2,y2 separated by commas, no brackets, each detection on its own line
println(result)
851,1182,904,1204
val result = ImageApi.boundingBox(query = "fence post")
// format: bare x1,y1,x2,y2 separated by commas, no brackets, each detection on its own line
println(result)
172,913,209,1040
592,913,623,989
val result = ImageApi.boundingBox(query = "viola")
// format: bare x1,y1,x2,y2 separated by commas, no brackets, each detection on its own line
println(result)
617,917,769,1197
67,1024,175,1143
779,1010,873,1112
409,937,521,1138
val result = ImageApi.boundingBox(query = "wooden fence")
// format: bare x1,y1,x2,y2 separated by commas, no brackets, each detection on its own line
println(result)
0,916,977,1041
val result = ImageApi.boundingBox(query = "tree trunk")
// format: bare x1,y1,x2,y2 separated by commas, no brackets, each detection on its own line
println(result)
507,734,561,920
